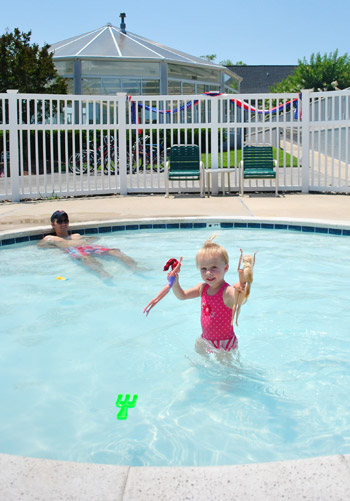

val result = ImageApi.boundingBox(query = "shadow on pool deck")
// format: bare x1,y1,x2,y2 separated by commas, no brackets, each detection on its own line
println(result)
1,192,350,500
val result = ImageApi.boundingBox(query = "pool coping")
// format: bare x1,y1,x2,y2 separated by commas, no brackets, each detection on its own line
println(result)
1,452,350,500
1,215,350,246
2,215,350,500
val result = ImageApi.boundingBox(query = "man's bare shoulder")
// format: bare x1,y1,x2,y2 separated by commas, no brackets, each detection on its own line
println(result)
70,233,82,239
37,234,64,247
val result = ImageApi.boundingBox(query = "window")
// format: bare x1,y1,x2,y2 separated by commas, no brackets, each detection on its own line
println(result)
54,60,74,76
101,78,122,94
183,82,196,95
81,60,160,77
168,64,221,84
141,80,160,95
82,78,101,95
168,80,181,95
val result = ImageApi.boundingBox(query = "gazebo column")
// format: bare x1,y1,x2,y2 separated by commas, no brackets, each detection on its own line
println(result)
160,62,168,95
73,59,82,95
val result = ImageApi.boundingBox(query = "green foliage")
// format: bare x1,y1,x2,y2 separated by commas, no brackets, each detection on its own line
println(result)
200,56,246,67
270,50,350,93
0,28,67,94
200,54,217,62
219,59,235,66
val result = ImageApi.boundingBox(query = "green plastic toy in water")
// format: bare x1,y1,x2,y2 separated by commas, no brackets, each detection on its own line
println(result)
115,394,138,420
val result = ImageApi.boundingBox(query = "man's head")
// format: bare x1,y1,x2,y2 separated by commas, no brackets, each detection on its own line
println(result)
50,210,69,236
51,210,69,224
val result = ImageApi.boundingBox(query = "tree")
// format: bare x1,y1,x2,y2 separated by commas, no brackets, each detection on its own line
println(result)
200,55,246,66
219,59,235,66
200,54,217,62
270,50,350,93
0,28,67,94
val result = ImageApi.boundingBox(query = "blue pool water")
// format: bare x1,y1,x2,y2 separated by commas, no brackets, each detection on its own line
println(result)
1,227,350,466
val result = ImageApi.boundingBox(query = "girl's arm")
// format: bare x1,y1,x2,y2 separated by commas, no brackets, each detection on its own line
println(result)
172,279,202,300
224,285,237,309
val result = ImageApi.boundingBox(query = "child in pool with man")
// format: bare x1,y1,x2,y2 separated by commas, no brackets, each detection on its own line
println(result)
144,234,256,363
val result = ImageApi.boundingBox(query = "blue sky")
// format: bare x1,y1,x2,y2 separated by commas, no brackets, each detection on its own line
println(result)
1,0,349,65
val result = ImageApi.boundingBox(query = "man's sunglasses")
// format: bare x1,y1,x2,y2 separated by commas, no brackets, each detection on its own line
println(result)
55,218,69,224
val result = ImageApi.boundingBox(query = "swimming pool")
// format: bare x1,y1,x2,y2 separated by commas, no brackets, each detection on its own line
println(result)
1,223,350,467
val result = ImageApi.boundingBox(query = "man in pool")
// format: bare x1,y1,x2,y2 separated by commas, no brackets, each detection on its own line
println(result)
38,210,138,279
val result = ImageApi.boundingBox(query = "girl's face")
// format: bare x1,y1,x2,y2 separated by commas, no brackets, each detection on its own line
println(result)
198,254,228,289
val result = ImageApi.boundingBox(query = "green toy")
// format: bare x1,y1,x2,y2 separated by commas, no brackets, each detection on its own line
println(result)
115,394,138,420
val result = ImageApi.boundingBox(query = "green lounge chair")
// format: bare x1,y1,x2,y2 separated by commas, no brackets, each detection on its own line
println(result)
165,145,205,197
239,144,279,196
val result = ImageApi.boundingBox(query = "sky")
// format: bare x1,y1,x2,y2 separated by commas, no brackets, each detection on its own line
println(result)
1,0,349,66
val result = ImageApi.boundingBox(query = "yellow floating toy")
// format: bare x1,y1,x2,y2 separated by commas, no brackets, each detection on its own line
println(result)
56,276,68,281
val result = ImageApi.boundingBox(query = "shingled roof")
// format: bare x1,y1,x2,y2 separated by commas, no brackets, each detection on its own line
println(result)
227,65,297,93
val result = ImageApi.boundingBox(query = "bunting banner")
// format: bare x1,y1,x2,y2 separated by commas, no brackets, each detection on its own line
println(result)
128,91,300,124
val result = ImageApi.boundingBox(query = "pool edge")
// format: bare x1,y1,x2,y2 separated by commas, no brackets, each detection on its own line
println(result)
1,452,349,500
1,215,350,245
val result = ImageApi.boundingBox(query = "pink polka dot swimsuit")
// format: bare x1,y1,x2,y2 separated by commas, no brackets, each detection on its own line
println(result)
201,282,237,351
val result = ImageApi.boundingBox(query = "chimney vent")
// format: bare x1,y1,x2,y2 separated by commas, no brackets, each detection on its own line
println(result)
120,13,126,34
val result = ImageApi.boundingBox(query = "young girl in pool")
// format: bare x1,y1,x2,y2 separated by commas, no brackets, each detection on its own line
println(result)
171,235,238,362
231,248,257,326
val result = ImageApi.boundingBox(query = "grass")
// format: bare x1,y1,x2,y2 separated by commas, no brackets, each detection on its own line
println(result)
202,147,299,168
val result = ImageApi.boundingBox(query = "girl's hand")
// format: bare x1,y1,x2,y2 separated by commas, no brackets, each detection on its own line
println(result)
168,257,182,278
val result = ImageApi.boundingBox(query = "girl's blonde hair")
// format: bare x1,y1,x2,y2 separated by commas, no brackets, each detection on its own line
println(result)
242,254,254,302
195,233,229,267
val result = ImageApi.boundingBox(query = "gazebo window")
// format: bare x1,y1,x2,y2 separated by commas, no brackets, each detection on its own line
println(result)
81,60,160,77
82,78,101,95
54,60,74,76
141,80,160,95
168,64,221,84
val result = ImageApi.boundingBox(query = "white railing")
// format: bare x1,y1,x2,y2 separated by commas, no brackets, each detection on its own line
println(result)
1,89,349,201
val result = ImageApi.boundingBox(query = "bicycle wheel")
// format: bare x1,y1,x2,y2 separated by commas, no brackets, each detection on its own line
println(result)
68,152,92,174
111,150,132,174
103,150,116,175
131,149,144,172
151,149,165,172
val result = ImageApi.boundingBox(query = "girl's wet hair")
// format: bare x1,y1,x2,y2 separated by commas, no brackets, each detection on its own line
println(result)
196,233,229,266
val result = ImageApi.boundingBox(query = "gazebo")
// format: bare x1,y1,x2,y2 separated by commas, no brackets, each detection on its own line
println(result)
50,14,241,96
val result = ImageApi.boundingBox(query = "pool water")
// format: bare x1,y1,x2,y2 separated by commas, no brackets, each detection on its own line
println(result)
1,227,350,467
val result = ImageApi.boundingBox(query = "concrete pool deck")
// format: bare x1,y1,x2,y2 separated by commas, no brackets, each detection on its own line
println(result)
1,192,350,500
0,192,350,233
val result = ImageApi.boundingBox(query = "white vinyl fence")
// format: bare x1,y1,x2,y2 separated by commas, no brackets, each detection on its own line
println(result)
1,89,349,201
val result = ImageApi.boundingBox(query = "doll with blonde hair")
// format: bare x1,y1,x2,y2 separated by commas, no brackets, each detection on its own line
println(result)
231,248,257,326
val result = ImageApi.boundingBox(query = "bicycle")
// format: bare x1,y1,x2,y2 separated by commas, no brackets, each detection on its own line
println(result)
68,136,115,174
131,136,165,172
68,136,134,175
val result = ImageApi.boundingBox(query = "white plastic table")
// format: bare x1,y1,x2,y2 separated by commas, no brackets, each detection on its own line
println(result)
204,168,237,197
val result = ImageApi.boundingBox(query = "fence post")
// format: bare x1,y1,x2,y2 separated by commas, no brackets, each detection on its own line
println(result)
7,90,20,202
117,93,128,195
301,89,310,193
210,96,219,194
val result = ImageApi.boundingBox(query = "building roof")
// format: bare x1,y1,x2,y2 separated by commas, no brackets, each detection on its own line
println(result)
227,65,297,93
49,23,224,71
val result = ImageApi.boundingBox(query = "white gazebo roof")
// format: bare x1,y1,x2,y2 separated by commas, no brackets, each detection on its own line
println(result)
50,23,224,70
